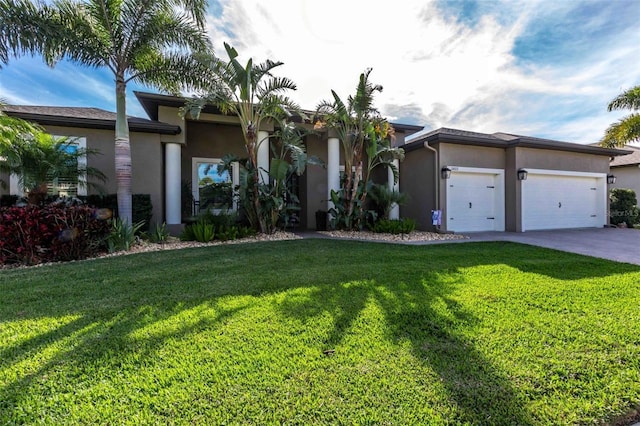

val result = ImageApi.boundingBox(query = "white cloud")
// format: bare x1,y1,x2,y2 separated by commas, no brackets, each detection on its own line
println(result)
204,0,639,143
1,0,637,143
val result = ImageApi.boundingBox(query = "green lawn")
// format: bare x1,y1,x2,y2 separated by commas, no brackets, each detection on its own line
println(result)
1,240,639,424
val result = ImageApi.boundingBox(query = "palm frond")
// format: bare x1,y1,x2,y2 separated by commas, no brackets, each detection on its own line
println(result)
600,113,640,148
608,86,640,112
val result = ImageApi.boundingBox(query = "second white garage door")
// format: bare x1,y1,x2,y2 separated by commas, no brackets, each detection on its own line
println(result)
446,167,505,232
521,170,606,231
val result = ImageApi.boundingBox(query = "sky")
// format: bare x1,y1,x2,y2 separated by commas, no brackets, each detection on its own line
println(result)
0,0,638,144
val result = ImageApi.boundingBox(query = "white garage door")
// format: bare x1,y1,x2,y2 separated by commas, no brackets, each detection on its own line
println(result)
522,170,606,231
446,167,505,232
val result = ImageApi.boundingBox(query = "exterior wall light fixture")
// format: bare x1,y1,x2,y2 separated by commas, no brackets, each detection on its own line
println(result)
441,167,452,179
517,169,528,181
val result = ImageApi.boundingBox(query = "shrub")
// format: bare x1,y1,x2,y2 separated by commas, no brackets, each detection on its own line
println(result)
180,211,255,242
189,219,215,242
372,218,416,235
610,188,639,227
0,205,110,265
106,219,145,253
82,194,153,232
146,222,170,245
0,194,19,207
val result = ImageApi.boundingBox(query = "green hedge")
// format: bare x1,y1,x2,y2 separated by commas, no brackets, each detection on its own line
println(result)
0,195,19,207
80,194,152,231
610,188,639,227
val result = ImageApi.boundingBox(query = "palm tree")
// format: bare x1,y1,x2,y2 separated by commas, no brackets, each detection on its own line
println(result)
0,106,42,159
0,0,211,224
600,86,640,148
316,69,403,229
185,43,302,233
0,130,106,205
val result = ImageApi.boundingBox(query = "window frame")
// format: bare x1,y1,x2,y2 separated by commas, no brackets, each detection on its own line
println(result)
9,136,87,197
191,157,240,214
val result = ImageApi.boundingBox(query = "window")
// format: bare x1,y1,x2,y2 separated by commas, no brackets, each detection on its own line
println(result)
9,136,87,197
192,157,240,213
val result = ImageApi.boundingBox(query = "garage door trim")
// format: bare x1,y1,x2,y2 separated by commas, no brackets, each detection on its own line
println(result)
445,166,505,232
521,169,607,232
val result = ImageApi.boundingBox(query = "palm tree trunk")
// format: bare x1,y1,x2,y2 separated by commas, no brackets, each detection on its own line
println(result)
115,75,133,224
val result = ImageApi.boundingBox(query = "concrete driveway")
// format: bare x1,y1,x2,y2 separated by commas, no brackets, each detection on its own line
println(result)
464,228,640,265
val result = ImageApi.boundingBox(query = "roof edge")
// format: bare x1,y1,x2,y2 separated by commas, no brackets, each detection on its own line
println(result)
4,110,181,135
403,128,631,156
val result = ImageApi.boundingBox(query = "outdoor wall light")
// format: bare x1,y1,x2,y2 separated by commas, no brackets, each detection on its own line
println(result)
517,169,528,181
441,167,452,179
607,174,616,184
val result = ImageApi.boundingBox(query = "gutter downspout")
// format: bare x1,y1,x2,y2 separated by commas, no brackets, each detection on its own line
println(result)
423,141,441,232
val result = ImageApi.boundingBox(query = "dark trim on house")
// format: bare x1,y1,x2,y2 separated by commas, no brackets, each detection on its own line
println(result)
404,127,631,157
135,91,426,134
3,107,181,135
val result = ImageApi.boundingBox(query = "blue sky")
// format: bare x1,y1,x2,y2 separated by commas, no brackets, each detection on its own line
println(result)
0,0,638,144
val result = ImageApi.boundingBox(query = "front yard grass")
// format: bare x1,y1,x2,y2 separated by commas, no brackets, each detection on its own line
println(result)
1,240,639,424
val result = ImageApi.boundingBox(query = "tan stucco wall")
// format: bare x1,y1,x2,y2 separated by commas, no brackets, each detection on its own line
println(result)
401,142,613,233
508,147,610,231
611,165,640,200
514,148,610,173
437,143,505,231
505,147,519,231
181,120,246,181
399,147,436,230
158,106,185,144
438,143,506,169
39,125,164,224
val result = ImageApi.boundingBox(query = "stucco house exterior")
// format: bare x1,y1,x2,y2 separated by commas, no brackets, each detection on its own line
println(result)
1,92,422,229
609,145,640,198
2,92,630,233
400,128,629,232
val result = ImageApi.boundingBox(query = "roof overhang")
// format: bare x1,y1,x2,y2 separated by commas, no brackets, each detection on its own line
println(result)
4,110,181,135
404,129,631,157
135,91,425,134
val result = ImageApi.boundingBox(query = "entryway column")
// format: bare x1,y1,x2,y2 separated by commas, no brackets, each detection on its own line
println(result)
388,159,400,219
165,143,182,225
327,137,340,210
257,130,270,185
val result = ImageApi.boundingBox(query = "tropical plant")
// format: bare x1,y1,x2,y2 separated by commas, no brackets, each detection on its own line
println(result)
1,105,42,152
368,183,409,221
146,222,170,245
600,86,640,147
0,0,211,225
0,204,111,265
372,218,416,236
106,218,145,253
316,69,404,230
0,121,106,205
184,43,317,233
214,123,321,232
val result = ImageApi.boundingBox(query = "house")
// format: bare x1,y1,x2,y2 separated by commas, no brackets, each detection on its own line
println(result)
400,128,629,232
609,145,640,198
1,104,179,224
1,92,422,230
2,93,631,233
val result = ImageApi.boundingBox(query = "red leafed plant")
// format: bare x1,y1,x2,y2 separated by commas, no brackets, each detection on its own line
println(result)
0,205,111,265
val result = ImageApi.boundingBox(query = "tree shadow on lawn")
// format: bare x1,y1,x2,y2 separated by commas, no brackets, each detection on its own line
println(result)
0,299,252,419
1,239,638,421
277,270,533,423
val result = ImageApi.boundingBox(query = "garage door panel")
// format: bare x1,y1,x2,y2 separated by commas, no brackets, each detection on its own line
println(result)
523,173,604,231
447,171,503,232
